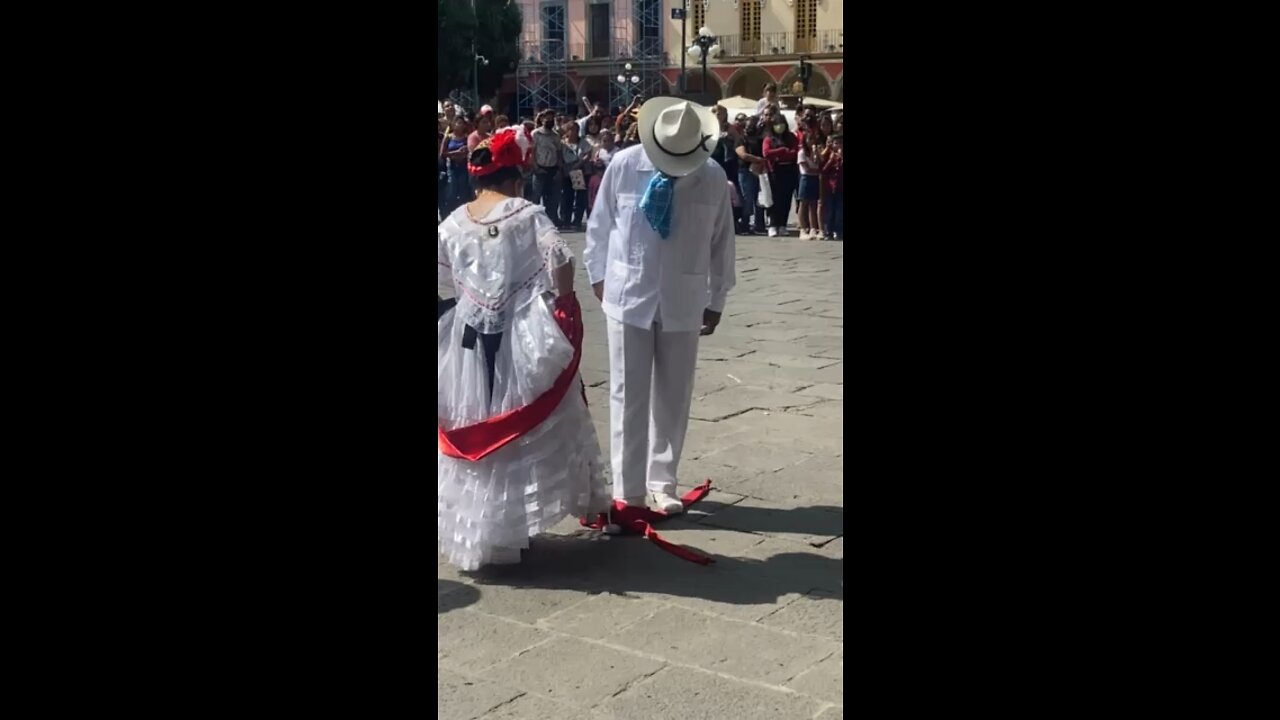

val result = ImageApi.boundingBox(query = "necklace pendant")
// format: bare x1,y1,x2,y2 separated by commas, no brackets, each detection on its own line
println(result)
487,226,500,238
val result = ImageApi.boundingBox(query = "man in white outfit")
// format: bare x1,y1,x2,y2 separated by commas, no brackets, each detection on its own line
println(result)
584,97,736,514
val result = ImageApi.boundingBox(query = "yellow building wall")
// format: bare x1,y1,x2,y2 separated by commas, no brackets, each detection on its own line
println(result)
660,1,843,68
817,0,843,37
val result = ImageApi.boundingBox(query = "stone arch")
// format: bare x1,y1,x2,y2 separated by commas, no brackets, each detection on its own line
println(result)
725,65,774,100
682,69,724,99
833,72,843,102
779,65,834,100
578,75,612,107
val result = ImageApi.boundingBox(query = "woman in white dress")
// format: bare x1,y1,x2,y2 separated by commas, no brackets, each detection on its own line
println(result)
438,127,610,571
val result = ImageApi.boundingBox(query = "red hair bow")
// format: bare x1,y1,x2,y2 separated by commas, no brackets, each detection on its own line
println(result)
468,129,525,177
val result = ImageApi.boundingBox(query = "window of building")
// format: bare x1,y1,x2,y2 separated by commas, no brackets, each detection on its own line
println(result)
795,0,817,52
589,2,610,59
693,0,706,32
540,2,566,61
741,0,761,55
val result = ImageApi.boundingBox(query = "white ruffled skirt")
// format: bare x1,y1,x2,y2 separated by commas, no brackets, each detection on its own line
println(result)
438,293,610,571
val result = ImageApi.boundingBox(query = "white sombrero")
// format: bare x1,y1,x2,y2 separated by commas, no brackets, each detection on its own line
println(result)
637,97,719,178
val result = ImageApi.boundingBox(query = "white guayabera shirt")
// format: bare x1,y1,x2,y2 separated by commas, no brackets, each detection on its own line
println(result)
584,144,736,333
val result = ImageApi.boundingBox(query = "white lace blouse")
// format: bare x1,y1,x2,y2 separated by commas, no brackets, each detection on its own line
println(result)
438,198,572,335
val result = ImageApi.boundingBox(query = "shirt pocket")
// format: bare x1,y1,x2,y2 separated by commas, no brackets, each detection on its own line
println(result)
615,193,646,266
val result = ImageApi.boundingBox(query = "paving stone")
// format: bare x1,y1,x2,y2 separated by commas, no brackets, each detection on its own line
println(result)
717,414,844,459
808,362,844,384
610,606,839,685
467,582,593,624
437,669,524,720
746,340,840,358
489,635,665,707
697,345,758,361
694,361,816,393
475,693,578,719
599,666,819,717
737,351,841,370
807,303,843,320
438,609,551,672
699,496,843,547
647,519,769,559
646,571,807,623
740,312,838,330
761,590,844,642
584,385,609,410
676,455,751,489
542,593,666,639
728,455,842,505
680,487,747,521
736,326,813,343
439,555,471,587
797,383,844,400
690,387,822,421
816,536,844,560
702,442,814,474
787,650,843,704
439,581,483,613
681,419,751,460
815,705,845,719
580,369,609,388
742,538,844,595
790,400,844,420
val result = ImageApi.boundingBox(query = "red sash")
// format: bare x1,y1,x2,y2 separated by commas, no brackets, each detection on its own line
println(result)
438,294,584,462
579,481,717,565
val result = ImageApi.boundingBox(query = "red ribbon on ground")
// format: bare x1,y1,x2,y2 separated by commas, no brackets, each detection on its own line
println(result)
580,480,716,565
439,294,584,462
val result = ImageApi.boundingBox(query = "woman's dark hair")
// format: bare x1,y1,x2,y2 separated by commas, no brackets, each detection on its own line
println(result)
468,146,523,190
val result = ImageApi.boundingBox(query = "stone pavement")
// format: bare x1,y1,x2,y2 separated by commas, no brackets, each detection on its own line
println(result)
439,233,843,720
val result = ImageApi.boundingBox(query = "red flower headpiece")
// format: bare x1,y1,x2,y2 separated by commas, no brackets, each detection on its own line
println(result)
468,128,529,177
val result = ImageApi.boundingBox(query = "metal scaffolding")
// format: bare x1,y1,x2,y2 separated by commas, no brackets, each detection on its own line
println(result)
608,0,664,110
515,1,573,119
514,0,665,119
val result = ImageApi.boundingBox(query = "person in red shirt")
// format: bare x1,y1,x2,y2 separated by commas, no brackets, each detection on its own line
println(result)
820,134,843,240
762,109,800,237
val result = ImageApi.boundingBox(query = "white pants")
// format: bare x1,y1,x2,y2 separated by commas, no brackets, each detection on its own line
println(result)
606,317,701,500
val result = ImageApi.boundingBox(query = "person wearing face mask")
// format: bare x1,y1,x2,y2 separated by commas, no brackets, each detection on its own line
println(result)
733,114,767,235
531,110,564,227
762,111,800,237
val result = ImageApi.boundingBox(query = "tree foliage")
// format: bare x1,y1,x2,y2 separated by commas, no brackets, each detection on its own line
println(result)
437,0,522,102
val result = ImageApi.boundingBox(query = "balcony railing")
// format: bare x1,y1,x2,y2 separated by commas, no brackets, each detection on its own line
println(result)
520,40,668,65
714,31,843,59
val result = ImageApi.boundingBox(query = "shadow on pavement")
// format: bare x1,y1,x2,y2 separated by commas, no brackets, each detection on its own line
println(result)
438,580,480,613
685,500,844,541
466,531,842,609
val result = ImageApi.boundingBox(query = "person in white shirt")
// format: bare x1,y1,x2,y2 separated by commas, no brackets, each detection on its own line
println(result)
755,82,779,117
585,98,736,514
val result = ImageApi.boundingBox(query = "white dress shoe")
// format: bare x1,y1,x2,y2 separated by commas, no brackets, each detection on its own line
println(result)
651,492,685,514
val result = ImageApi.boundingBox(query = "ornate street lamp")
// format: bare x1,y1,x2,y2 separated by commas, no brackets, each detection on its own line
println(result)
687,26,721,97
617,62,642,104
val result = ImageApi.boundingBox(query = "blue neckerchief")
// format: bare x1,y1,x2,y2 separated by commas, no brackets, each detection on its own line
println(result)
639,172,676,239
